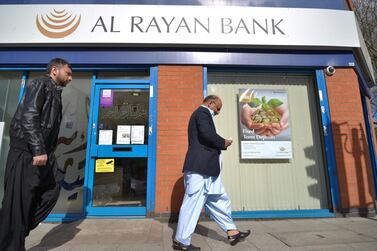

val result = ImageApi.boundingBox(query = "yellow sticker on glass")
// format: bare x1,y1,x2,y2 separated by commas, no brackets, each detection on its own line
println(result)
95,159,115,173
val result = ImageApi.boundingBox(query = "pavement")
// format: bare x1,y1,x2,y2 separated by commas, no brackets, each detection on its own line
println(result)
25,217,377,251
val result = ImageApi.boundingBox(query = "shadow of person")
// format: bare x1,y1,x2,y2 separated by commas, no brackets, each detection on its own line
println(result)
27,184,89,250
195,223,228,244
168,176,184,241
27,219,82,251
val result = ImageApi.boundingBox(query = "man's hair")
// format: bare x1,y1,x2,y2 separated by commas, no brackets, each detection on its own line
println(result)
203,95,219,103
46,58,72,74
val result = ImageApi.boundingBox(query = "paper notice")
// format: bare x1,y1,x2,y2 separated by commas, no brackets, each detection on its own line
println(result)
131,125,144,144
116,125,131,144
98,130,113,145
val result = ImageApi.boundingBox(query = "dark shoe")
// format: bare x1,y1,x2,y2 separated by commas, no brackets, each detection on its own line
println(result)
172,240,201,250
228,230,251,246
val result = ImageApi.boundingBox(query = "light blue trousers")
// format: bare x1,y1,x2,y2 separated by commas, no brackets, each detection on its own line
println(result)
175,172,237,245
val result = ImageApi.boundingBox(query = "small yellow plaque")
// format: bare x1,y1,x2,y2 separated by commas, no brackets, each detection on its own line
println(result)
95,159,115,173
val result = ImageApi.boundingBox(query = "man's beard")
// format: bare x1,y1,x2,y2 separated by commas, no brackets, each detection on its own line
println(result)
56,75,68,87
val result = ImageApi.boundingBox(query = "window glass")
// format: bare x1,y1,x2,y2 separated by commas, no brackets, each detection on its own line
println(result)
0,72,22,203
29,72,92,214
208,72,328,211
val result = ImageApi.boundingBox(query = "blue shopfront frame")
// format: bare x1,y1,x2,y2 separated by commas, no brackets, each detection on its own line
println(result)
83,73,158,217
1,48,376,220
85,82,150,217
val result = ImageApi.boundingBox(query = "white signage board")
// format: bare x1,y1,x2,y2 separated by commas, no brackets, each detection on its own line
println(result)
0,5,360,48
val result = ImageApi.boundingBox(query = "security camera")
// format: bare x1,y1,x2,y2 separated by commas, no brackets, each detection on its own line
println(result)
325,66,335,76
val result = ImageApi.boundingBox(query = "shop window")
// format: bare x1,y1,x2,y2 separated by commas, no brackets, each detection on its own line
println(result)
29,72,92,214
0,72,22,203
208,72,328,211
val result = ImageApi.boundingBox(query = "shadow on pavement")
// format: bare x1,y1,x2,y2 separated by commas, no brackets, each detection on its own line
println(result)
28,220,82,251
195,223,228,243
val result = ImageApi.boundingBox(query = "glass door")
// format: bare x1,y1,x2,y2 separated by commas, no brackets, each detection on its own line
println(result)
86,83,150,216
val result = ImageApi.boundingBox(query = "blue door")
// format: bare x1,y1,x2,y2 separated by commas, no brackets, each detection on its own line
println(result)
85,82,152,216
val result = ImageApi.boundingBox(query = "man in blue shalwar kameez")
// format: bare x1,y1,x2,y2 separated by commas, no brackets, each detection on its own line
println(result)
173,95,251,251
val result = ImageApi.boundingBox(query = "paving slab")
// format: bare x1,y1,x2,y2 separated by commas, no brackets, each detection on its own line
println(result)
24,217,377,251
271,230,375,247
248,232,291,251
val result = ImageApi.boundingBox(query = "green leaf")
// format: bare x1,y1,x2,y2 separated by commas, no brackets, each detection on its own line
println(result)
249,98,261,107
268,98,283,108
262,102,269,111
262,96,267,104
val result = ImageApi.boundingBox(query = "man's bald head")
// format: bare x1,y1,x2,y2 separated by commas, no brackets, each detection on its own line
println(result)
203,95,222,116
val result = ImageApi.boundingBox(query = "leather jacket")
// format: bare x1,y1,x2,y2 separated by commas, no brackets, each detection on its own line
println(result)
10,75,63,156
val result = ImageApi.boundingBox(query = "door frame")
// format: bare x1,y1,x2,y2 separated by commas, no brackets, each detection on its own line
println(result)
83,68,158,217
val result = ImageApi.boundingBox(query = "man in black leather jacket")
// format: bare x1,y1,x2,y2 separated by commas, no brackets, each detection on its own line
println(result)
0,58,72,251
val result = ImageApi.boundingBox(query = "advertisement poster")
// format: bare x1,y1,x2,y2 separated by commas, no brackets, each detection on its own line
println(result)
239,88,292,159
100,89,113,107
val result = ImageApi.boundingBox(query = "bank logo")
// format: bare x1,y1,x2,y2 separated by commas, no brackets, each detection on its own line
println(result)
36,9,81,39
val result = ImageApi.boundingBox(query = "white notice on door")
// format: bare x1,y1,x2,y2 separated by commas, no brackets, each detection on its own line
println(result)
131,126,144,144
116,125,131,144
98,130,113,145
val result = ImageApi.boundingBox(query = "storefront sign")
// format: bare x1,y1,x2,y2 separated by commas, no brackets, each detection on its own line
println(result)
0,5,359,48
239,89,292,159
95,159,115,173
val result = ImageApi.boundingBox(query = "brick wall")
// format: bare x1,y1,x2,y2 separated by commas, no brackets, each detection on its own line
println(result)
155,65,203,214
325,68,375,212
